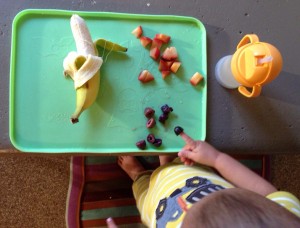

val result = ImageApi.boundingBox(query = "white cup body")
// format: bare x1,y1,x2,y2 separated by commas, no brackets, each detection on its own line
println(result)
215,55,240,89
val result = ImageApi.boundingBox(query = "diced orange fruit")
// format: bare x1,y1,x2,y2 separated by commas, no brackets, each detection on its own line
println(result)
190,72,203,86
170,62,181,73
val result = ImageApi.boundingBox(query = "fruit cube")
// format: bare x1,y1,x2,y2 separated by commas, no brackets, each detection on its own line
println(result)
170,61,181,73
151,38,163,49
161,70,171,79
132,25,143,38
166,60,174,69
150,46,160,60
162,47,178,61
190,72,204,86
140,36,152,47
154,33,171,43
159,59,171,71
138,70,155,83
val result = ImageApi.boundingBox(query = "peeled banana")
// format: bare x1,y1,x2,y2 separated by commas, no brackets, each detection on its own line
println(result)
63,14,127,124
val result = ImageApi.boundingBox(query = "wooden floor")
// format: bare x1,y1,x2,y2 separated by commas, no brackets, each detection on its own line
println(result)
0,154,299,228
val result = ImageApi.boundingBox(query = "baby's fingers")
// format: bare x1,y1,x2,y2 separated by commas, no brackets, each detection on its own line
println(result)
179,154,194,166
178,149,195,161
184,159,194,166
179,132,196,147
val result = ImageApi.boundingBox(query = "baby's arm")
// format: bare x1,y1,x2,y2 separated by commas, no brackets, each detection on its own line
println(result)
213,152,276,196
178,132,277,196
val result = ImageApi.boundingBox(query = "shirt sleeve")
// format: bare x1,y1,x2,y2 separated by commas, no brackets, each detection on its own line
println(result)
266,191,300,217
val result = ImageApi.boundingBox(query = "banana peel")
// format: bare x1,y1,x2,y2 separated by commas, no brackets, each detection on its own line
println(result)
63,15,127,124
94,38,127,52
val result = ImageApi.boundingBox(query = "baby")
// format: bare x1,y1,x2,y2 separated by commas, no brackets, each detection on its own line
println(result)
108,131,300,228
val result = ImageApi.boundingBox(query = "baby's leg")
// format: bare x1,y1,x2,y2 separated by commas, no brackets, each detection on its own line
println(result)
117,156,145,180
118,156,152,223
132,172,152,215
159,153,177,166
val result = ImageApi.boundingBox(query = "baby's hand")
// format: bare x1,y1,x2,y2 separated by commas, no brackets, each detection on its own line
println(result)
178,132,221,168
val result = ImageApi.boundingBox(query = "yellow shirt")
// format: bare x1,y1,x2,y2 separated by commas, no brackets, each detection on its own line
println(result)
135,159,234,228
133,158,300,228
267,191,300,217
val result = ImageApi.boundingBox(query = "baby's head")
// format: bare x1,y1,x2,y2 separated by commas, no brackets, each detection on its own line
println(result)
182,188,300,228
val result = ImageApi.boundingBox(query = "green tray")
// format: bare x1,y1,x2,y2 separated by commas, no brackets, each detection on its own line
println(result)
9,9,207,153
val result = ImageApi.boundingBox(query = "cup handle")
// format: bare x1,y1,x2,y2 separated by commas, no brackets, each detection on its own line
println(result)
238,85,262,98
237,34,260,49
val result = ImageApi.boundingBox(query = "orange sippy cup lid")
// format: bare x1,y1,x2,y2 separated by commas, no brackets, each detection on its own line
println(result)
231,34,283,97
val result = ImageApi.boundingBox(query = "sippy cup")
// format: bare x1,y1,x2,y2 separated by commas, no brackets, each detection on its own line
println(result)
215,34,283,98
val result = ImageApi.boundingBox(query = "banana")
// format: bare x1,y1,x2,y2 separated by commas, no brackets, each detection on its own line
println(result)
71,72,100,124
63,15,103,124
63,52,101,123
70,15,97,56
63,14,128,124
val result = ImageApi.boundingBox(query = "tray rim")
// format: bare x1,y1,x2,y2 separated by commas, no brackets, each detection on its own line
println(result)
9,9,207,153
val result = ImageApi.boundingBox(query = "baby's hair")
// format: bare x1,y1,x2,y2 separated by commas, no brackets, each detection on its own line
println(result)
182,188,300,228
